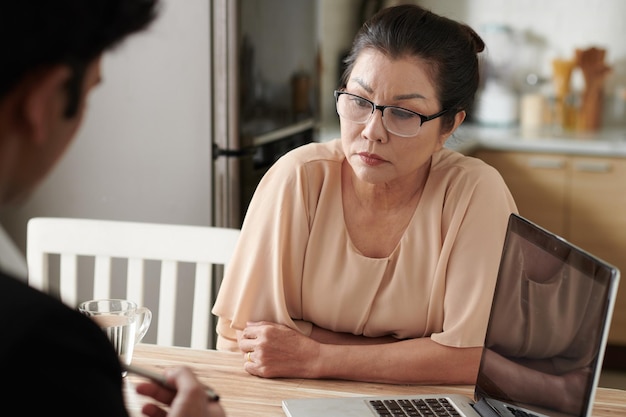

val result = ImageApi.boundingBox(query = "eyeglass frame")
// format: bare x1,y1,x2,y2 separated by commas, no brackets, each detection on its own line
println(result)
333,90,449,137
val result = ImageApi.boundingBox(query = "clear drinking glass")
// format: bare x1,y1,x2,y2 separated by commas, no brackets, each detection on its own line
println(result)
78,299,152,375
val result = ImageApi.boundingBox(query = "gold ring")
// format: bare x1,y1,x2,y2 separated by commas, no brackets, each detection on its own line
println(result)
246,351,252,362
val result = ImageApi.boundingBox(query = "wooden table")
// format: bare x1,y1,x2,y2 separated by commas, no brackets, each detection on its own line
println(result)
125,344,626,417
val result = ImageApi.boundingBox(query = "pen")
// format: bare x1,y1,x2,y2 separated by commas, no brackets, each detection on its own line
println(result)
122,362,220,401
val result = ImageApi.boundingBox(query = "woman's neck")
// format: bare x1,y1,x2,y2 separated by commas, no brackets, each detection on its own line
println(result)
346,158,431,213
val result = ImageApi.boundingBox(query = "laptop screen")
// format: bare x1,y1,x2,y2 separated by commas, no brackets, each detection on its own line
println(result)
475,214,619,417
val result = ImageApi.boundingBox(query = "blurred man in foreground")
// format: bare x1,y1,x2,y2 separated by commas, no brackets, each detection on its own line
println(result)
0,1,225,416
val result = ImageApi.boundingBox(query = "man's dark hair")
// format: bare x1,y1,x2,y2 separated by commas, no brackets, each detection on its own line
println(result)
0,0,160,117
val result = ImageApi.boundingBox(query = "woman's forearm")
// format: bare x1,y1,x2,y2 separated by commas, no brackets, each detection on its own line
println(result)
237,321,481,384
312,336,482,385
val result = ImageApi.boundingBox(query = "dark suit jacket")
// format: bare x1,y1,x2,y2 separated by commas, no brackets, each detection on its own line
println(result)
0,270,130,416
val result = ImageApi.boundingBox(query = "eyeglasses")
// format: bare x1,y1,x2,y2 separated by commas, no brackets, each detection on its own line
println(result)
333,90,448,137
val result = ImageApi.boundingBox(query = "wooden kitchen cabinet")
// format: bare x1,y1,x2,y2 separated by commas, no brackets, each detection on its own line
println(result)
569,156,626,348
473,149,626,352
473,151,568,235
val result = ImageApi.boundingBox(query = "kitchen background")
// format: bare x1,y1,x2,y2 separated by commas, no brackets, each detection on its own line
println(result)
2,0,625,256
1,0,625,382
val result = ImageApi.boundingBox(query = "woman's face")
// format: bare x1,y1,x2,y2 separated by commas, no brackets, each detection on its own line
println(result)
340,49,451,187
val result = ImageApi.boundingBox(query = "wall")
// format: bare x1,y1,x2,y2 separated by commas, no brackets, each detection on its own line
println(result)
0,0,213,257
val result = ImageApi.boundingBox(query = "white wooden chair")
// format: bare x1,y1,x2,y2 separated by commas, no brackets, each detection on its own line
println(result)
26,217,239,349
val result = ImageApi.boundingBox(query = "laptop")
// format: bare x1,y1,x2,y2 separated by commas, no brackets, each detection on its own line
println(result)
282,213,620,417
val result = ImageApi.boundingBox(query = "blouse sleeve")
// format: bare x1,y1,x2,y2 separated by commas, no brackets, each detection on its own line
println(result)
212,151,317,351
430,157,518,347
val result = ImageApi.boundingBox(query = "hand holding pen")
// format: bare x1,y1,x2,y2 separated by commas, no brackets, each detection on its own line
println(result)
124,363,219,401
124,363,226,417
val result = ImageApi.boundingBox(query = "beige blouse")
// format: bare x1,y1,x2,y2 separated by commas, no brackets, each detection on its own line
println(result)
212,139,517,351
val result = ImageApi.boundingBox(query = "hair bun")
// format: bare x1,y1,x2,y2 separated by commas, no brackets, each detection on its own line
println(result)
463,24,485,54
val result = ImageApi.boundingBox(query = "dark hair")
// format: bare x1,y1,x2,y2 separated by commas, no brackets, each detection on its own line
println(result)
0,0,160,117
340,4,485,132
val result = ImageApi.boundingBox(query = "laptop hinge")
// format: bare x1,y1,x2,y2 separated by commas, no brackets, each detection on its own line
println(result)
473,398,503,417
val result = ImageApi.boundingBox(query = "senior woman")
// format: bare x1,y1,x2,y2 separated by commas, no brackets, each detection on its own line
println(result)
212,4,517,385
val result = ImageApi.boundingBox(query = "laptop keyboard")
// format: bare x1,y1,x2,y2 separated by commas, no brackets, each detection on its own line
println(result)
368,398,461,416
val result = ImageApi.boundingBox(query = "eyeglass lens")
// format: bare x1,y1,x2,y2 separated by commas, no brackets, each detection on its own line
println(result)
335,93,422,137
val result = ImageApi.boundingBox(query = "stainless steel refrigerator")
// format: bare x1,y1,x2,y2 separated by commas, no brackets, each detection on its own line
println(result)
211,0,319,229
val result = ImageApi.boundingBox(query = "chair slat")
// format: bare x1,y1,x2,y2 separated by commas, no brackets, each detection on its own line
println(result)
157,260,178,346
191,262,212,349
93,255,112,299
28,253,49,293
127,258,145,306
59,253,78,307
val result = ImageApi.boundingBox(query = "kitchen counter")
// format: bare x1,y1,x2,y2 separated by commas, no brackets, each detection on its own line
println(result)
449,124,626,157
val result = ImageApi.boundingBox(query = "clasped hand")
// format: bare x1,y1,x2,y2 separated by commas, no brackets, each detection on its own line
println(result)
238,321,320,378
